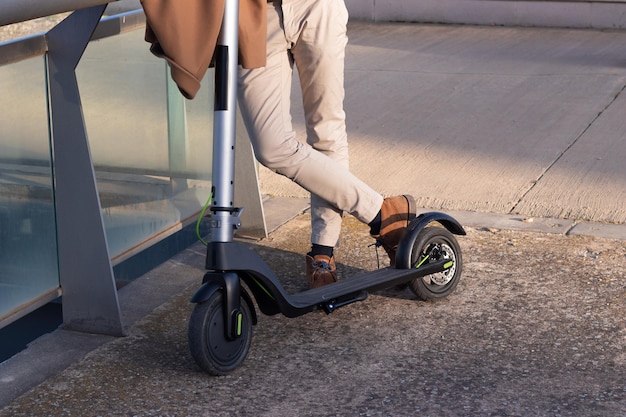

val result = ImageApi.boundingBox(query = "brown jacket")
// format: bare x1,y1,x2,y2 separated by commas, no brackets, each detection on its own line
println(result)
141,0,267,99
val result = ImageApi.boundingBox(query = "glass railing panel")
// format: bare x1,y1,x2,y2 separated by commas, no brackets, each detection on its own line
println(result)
0,57,60,319
76,28,213,261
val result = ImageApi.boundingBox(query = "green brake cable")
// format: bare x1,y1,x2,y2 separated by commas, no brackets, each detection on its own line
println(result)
195,192,213,246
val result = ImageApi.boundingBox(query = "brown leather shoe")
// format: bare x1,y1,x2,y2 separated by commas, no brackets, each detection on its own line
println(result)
371,194,416,266
305,254,338,289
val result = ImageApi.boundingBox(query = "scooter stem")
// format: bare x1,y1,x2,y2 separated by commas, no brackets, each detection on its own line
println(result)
210,0,241,243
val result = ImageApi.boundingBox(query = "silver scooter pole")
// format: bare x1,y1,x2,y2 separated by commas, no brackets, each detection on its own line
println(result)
210,0,241,243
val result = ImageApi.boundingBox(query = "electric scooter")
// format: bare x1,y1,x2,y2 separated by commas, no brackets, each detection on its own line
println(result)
187,0,466,376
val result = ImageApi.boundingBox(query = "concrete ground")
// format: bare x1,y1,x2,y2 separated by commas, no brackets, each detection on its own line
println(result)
266,22,626,230
1,22,625,417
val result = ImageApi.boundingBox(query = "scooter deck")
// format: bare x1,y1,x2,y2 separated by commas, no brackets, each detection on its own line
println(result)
205,240,446,317
255,259,446,317
288,260,446,307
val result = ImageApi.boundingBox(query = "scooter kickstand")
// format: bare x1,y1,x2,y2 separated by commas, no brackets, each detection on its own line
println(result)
322,291,368,314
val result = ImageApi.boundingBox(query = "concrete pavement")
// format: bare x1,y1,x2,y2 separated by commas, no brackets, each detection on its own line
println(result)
1,213,624,416
1,22,625,416
265,22,626,233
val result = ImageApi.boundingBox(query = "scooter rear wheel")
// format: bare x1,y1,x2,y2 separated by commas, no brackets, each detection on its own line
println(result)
188,291,253,375
408,227,462,301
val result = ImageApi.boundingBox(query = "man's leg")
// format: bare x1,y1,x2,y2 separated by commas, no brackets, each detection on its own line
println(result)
238,1,415,278
238,1,383,228
287,0,349,251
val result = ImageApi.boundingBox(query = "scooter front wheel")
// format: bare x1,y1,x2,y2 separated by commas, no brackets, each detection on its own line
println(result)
188,291,253,375
408,227,463,301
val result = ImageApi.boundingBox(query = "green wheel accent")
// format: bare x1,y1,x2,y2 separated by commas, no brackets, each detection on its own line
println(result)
236,312,243,336
416,254,430,268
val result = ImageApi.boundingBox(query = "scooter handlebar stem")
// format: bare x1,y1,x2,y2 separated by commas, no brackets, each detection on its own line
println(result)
210,0,241,243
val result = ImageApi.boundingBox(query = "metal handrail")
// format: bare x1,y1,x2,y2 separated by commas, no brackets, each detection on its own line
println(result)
0,9,145,66
0,0,113,27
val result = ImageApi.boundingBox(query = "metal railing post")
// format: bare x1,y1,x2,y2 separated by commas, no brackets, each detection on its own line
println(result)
46,5,124,336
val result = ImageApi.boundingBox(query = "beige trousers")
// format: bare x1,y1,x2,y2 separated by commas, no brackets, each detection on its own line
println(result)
237,0,383,247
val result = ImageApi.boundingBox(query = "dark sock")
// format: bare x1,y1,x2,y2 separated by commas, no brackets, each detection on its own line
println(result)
368,211,382,235
309,244,334,258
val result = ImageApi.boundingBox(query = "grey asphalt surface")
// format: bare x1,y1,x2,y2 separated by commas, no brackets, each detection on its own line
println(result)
1,21,625,417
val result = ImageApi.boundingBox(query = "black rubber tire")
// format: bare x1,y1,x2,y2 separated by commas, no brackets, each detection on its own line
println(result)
188,291,253,375
408,227,463,301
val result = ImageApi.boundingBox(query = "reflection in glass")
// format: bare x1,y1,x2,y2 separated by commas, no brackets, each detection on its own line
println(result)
0,58,60,320
77,29,213,261
0,26,215,325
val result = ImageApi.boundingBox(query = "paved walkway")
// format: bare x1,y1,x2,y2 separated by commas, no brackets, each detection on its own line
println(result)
262,21,626,239
1,22,625,417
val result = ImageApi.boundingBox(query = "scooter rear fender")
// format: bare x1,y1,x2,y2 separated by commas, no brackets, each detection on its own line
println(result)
395,212,465,269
